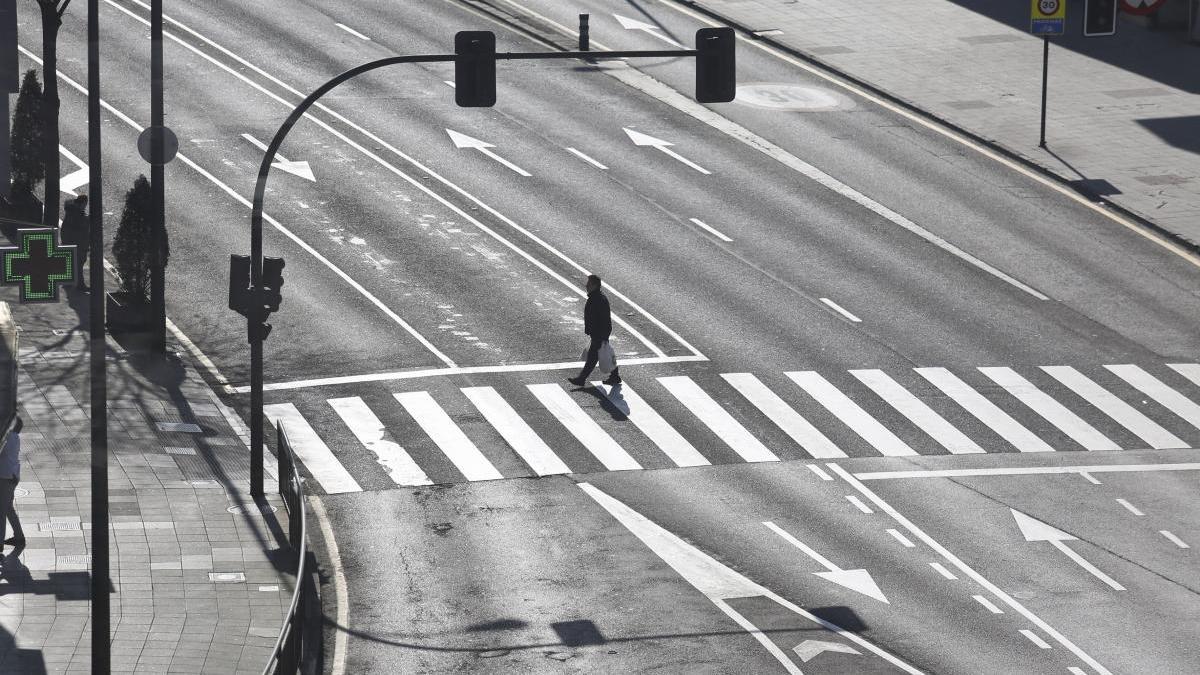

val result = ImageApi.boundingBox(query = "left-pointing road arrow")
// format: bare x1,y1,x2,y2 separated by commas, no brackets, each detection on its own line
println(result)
1011,508,1125,590
446,129,531,177
623,128,711,175
613,14,685,48
764,521,889,603
59,145,89,195
241,133,316,181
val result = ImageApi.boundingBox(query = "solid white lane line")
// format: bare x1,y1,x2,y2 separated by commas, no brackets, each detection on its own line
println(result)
807,464,834,481
930,562,957,580
393,392,504,482
1114,499,1144,516
527,384,641,471
263,403,361,494
103,0,691,362
1160,531,1189,548
845,495,873,514
979,367,1119,451
327,397,432,486
856,462,1200,480
851,369,984,455
462,386,571,476
164,314,235,395
335,23,371,40
1106,364,1200,432
819,298,861,322
657,376,779,462
973,595,1003,614
722,373,845,458
1020,629,1052,650
1042,366,1186,450
887,528,915,548
592,383,710,468
689,218,733,242
830,463,1113,675
566,147,608,170
788,371,917,456
916,367,1054,453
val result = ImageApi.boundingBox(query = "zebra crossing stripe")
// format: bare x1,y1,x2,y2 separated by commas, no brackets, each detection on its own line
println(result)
850,369,984,455
527,384,642,471
461,386,571,476
1042,366,1186,450
657,376,779,463
263,403,362,494
593,383,710,468
979,367,1119,451
787,371,917,456
1107,364,1200,432
1167,363,1200,389
722,373,846,458
327,397,432,486
916,368,1055,453
393,392,504,481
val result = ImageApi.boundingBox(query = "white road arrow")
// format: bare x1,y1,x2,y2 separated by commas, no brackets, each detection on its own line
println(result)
1011,509,1125,591
241,133,316,181
623,128,711,175
445,129,531,177
793,639,861,663
59,145,89,195
764,521,889,603
613,14,685,48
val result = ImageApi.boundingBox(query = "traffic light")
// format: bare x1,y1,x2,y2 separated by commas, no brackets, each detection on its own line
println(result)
1084,0,1117,37
455,31,496,107
695,27,735,103
262,256,285,313
228,254,251,315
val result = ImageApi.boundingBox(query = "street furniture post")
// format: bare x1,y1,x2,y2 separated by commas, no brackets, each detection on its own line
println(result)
1039,37,1049,148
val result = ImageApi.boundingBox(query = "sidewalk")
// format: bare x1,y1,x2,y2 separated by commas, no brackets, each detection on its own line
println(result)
686,0,1200,244
0,287,292,674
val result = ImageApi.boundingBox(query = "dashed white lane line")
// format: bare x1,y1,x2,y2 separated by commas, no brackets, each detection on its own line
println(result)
807,464,834,481
688,217,733,242
1069,668,1088,675
887,528,915,548
1020,629,1052,650
443,80,456,88
1080,471,1102,485
335,23,371,40
973,594,1003,614
845,495,873,514
820,297,861,322
1160,531,1190,549
566,147,608,170
930,562,957,580
1115,499,1144,516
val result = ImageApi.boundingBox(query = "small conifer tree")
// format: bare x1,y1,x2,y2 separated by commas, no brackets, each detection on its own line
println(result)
9,70,45,192
113,175,157,302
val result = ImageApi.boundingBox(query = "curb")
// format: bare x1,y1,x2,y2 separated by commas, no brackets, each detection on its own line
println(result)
670,0,1200,257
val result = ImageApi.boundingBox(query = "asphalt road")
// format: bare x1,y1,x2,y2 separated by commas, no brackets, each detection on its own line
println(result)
13,0,1200,672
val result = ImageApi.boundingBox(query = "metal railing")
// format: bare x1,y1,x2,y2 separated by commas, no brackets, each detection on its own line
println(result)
263,423,319,674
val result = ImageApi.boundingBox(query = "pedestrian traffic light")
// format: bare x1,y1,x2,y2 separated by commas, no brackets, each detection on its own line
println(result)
262,256,285,313
695,27,735,103
228,254,251,315
455,31,496,107
1083,0,1118,37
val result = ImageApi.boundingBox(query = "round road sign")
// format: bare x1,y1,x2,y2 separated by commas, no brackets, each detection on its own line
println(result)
137,125,178,165
1037,0,1060,16
1120,0,1166,15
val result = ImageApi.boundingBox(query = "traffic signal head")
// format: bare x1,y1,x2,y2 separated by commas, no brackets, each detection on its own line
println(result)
455,31,496,107
228,254,251,315
262,256,285,313
695,27,735,103
1083,0,1117,37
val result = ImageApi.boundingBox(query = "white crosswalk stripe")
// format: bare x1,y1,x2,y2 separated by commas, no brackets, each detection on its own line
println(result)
850,369,984,454
592,383,711,467
788,371,917,456
527,384,642,471
394,392,504,481
979,367,1120,451
658,376,779,462
461,386,571,476
327,396,432,486
1107,364,1200,432
1042,366,1186,449
722,373,846,458
916,367,1055,452
264,403,362,494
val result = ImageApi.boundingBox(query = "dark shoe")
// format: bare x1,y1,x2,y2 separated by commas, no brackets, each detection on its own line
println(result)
567,376,587,387
603,373,622,386
4,537,25,547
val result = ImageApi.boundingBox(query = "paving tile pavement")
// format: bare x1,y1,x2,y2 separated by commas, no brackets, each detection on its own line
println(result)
0,289,293,674
689,0,1200,243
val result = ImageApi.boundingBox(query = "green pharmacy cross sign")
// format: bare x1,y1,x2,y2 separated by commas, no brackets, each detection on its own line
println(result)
2,228,77,303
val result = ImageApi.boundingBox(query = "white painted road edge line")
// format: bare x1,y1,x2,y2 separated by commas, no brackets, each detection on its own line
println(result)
334,22,371,40
854,461,1200,480
819,297,861,322
566,147,608,170
309,497,349,675
828,463,1113,675
1160,531,1189,548
689,217,733,242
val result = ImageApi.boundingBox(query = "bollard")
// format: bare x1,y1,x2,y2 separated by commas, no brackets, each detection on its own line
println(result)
579,14,589,51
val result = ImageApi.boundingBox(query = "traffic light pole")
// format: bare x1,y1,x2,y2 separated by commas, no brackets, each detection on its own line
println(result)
245,46,710,496
1039,37,1049,149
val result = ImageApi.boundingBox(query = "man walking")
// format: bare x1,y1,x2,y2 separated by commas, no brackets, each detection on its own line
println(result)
60,194,90,291
0,417,25,551
569,274,621,387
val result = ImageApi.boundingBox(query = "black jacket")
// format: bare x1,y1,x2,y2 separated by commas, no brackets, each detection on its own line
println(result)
584,289,612,339
60,202,89,245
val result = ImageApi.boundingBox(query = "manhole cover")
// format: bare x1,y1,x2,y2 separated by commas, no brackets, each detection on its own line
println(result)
165,446,196,455
157,422,202,433
735,83,856,111
227,504,278,516
40,521,81,532
209,572,246,583
58,555,91,565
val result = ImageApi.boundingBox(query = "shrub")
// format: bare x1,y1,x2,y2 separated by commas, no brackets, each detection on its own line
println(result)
9,70,44,192
112,175,169,301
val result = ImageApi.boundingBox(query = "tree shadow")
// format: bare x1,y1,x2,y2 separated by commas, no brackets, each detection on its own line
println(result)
1135,115,1200,156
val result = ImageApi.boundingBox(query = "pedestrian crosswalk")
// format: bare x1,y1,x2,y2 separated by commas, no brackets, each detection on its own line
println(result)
263,363,1200,494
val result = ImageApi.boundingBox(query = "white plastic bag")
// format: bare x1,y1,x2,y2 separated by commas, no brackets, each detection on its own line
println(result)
597,340,616,375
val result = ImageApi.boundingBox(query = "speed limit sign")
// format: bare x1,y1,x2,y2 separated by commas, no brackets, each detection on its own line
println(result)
1032,0,1066,34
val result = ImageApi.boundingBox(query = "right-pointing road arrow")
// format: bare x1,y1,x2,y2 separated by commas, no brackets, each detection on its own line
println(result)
1011,508,1125,591
623,128,711,175
241,133,316,181
764,521,889,603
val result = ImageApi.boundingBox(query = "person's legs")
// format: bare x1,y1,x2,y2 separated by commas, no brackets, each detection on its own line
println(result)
0,479,13,546
571,337,603,383
7,479,22,541
76,248,89,290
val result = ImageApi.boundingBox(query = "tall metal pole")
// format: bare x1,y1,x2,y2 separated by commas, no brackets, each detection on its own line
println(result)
1039,37,1049,148
87,0,109,669
149,0,166,353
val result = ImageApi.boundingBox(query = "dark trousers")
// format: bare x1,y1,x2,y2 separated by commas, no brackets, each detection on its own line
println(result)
578,336,618,380
75,247,89,288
